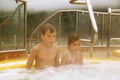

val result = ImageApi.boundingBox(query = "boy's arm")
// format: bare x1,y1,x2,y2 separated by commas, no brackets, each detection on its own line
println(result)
61,53,68,65
55,46,60,67
55,52,60,67
26,48,37,69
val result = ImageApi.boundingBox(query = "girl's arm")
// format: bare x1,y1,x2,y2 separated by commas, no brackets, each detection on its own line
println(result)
61,52,68,65
79,52,83,65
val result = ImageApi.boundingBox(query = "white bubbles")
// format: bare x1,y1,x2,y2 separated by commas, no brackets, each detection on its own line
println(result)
0,60,120,80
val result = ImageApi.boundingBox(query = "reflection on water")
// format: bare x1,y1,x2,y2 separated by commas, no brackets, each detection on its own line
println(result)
0,60,120,80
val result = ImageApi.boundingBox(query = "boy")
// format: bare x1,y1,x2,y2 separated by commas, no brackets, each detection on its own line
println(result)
26,23,60,70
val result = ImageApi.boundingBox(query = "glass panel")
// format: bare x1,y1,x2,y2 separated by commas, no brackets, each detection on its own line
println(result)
0,1,25,51
60,12,76,46
78,12,91,46
101,14,109,46
110,15,120,46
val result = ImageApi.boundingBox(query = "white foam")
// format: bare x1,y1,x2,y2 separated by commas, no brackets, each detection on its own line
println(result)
0,60,120,80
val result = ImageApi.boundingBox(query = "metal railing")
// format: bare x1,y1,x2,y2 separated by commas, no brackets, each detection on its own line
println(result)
107,8,120,56
0,0,27,52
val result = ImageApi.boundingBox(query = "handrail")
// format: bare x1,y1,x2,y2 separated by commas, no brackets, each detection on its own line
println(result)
0,0,27,51
86,0,98,57
86,0,98,32
108,8,120,13
70,0,98,33
0,3,23,27
29,9,98,40
0,0,27,28
29,9,120,40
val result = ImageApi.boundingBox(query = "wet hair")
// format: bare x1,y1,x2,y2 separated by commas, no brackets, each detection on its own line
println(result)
68,32,80,46
41,23,56,35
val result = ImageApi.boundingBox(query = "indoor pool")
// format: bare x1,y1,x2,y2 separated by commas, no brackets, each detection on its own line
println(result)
0,59,120,80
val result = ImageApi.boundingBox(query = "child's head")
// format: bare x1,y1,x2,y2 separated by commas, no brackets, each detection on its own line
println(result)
68,32,80,51
41,23,56,45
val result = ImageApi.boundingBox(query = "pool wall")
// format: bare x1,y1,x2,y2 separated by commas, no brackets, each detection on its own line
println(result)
0,50,27,61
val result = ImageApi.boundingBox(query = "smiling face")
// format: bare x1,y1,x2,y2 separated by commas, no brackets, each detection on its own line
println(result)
41,29,56,45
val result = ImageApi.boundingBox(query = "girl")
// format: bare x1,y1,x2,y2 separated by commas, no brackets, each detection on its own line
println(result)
61,32,83,65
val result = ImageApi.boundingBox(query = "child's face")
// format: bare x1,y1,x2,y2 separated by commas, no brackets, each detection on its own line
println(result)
41,29,56,45
69,40,80,52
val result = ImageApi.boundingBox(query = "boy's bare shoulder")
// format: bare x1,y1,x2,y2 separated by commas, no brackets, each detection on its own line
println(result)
31,43,42,51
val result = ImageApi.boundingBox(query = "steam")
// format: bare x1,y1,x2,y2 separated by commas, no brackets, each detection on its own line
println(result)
0,0,119,12
0,0,18,12
27,0,120,11
27,0,81,12
91,0,120,9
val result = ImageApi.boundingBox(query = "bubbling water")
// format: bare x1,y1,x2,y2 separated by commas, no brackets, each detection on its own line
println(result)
0,60,120,80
